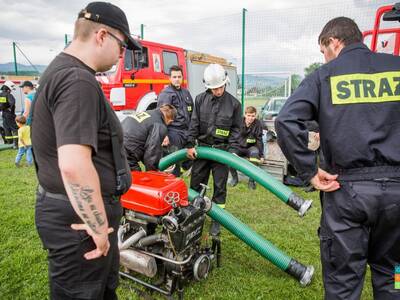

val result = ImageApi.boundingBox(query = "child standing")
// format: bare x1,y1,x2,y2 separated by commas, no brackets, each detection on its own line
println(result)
15,115,32,167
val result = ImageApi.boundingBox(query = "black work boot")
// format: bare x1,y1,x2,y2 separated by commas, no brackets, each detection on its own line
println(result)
209,220,221,237
12,130,18,149
228,168,239,187
304,185,316,193
248,179,256,190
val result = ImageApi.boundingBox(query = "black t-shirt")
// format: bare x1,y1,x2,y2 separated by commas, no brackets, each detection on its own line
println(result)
32,52,126,195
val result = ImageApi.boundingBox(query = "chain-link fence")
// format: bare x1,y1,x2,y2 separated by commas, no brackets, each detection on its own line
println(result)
238,72,292,112
1,1,396,107
142,0,394,108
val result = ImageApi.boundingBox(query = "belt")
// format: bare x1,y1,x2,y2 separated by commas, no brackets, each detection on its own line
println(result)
198,142,228,149
37,185,120,204
335,165,400,181
38,185,69,201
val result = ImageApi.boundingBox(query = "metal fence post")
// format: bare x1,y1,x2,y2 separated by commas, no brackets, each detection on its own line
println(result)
13,42,18,75
241,8,247,113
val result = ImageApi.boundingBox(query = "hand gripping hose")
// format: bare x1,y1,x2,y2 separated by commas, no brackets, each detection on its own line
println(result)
159,147,312,216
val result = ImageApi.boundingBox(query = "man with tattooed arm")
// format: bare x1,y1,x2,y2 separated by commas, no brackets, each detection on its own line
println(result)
31,3,140,299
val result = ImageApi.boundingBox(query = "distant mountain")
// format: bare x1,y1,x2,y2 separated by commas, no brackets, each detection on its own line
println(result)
0,62,47,74
239,74,290,87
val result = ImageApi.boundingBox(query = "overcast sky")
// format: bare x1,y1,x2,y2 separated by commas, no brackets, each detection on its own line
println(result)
0,0,395,75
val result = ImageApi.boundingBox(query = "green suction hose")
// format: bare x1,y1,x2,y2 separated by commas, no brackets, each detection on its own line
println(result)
159,147,312,216
189,189,314,285
158,148,314,285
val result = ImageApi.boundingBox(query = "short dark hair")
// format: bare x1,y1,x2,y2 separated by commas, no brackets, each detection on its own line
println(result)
15,115,26,124
245,106,257,114
74,18,115,41
159,104,177,121
169,65,183,75
318,17,362,47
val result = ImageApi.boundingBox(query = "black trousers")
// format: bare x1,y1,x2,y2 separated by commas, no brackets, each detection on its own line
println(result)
230,145,260,159
35,191,122,300
229,146,260,183
165,129,191,177
2,112,18,145
320,176,400,300
190,159,228,205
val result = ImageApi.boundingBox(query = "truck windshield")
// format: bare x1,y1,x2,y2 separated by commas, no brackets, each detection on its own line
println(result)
124,48,149,71
125,49,134,71
272,99,286,112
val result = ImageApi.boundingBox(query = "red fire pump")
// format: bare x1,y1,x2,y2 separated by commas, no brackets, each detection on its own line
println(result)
118,171,218,300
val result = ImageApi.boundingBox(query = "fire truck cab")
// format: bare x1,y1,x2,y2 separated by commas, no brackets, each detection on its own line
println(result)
97,40,237,121
363,3,400,55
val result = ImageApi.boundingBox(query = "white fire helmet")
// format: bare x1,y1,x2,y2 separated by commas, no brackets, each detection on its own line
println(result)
1,80,16,91
203,63,230,89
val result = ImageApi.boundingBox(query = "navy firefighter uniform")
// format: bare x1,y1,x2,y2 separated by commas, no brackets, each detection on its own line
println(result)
231,117,264,162
275,42,400,300
157,85,193,149
122,109,168,171
229,117,264,189
157,84,193,176
186,89,242,207
0,88,18,147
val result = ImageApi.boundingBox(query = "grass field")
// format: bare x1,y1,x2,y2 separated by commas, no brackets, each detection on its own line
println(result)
0,149,374,299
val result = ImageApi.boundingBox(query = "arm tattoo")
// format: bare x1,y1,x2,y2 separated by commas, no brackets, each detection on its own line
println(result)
69,183,106,234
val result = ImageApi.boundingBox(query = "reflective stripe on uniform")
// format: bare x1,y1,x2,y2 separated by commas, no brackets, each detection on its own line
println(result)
123,79,188,84
130,112,151,123
330,71,400,105
249,157,261,163
5,135,18,139
215,128,230,137
246,138,256,144
0,97,7,103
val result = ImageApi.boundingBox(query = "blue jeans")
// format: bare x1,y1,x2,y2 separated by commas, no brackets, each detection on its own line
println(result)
15,146,33,165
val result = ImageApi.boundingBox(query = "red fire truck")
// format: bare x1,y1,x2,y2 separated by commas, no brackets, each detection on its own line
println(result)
96,40,237,120
363,3,400,55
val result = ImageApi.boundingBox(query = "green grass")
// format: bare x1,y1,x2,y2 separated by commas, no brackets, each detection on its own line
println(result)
0,149,373,299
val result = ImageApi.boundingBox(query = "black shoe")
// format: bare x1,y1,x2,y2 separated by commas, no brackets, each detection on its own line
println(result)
228,177,238,187
248,179,256,190
304,185,316,193
209,220,220,237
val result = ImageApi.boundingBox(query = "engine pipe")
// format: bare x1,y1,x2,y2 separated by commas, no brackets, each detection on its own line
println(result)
189,188,314,286
159,147,312,216
119,227,147,251
137,233,167,248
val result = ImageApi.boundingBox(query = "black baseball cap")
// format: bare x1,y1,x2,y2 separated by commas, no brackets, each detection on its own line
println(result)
78,2,141,50
19,81,34,88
